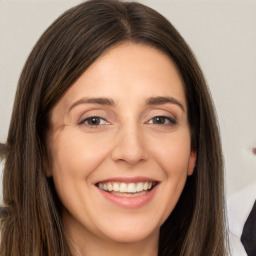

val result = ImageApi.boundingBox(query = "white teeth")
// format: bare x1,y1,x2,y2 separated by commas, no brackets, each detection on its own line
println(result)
120,183,127,192
98,181,155,193
113,183,119,192
127,183,136,193
107,182,113,191
143,182,149,190
136,182,144,192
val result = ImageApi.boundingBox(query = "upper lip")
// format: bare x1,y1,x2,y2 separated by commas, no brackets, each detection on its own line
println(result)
95,176,159,184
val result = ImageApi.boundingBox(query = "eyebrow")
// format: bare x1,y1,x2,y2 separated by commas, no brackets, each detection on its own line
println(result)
146,96,185,112
68,96,185,113
68,97,115,113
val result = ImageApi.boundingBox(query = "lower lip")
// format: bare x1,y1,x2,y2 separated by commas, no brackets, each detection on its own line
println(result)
96,185,158,209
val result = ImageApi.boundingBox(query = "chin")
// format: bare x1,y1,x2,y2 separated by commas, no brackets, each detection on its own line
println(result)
99,223,160,244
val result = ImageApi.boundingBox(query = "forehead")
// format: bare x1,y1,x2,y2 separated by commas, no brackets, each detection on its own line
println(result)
52,42,186,115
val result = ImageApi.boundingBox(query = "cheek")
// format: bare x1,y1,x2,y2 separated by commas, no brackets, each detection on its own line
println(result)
50,130,112,184
149,131,192,176
147,131,191,222
49,130,114,224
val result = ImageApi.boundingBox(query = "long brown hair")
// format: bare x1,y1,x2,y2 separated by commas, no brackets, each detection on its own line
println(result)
1,0,228,255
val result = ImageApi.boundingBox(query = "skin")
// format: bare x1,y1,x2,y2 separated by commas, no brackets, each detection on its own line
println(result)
47,42,196,256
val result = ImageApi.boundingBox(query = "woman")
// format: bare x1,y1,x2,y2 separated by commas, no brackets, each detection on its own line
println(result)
0,0,228,255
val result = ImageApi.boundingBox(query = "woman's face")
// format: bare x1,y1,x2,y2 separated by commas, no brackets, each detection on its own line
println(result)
48,43,196,246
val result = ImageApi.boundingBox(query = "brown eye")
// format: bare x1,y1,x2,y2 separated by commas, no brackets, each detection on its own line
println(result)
80,116,108,126
149,116,176,125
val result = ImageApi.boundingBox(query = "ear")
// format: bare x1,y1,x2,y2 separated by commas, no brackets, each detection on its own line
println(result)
187,150,196,176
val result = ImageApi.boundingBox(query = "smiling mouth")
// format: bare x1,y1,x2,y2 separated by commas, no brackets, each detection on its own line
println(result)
96,181,158,197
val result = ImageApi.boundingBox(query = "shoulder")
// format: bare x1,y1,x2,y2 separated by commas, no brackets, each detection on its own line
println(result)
227,182,256,256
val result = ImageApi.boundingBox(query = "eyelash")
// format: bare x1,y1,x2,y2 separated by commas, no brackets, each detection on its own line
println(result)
79,116,109,126
147,116,176,125
79,115,176,127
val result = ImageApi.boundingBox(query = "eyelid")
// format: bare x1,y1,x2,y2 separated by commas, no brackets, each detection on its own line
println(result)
78,116,110,126
146,115,177,125
75,107,114,124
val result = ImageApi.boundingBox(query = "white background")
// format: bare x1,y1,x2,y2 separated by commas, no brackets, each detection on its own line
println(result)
0,0,255,198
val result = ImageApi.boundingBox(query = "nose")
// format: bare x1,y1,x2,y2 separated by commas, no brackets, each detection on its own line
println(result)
111,125,148,165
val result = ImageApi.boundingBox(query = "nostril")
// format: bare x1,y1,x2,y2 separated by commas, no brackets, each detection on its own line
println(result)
252,148,256,155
